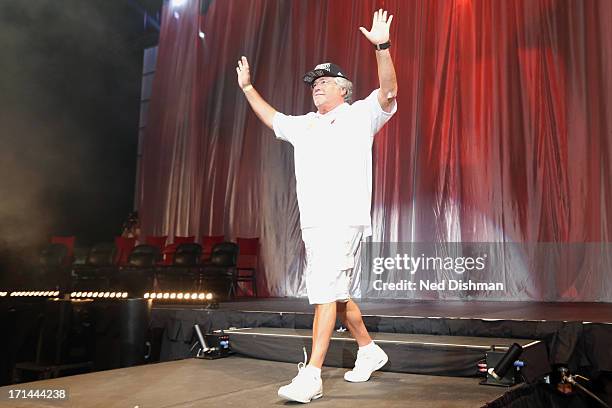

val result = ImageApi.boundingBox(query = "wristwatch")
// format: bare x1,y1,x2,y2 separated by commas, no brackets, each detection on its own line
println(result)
374,41,391,51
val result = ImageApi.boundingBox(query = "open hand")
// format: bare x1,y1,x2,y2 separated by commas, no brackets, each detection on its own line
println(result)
359,9,393,45
236,56,251,89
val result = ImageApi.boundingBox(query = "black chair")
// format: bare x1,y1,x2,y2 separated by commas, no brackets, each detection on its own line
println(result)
200,242,239,299
127,244,161,268
173,243,202,266
117,244,161,292
72,243,117,290
155,243,203,291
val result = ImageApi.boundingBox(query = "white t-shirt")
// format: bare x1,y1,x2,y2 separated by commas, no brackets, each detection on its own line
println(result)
272,89,397,237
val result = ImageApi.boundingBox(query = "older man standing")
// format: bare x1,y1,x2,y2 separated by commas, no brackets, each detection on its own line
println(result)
236,9,397,403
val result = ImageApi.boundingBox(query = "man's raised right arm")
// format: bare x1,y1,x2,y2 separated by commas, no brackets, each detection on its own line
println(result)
236,56,276,130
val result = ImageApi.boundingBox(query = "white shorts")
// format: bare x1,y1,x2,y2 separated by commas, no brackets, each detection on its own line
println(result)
301,226,363,305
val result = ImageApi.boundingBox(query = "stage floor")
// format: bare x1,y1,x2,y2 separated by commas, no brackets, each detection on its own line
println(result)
0,356,508,408
156,297,612,323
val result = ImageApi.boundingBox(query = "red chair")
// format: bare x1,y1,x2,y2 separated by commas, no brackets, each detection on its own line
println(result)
236,237,259,297
51,236,75,258
201,235,225,261
145,236,168,252
174,236,195,244
161,236,195,265
114,236,136,266
51,235,75,266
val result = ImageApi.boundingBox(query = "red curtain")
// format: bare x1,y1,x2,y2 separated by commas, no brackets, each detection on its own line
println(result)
138,0,612,301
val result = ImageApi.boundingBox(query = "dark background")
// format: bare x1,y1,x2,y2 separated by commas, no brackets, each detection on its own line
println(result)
0,0,162,281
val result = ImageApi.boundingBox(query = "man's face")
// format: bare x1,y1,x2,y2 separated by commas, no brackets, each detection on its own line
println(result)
311,76,345,111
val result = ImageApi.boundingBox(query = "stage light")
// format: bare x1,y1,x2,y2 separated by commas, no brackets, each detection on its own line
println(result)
122,292,128,298
191,293,197,300
86,292,93,298
489,343,523,381
198,31,205,39
110,292,116,298
198,293,205,300
170,293,177,299
177,293,184,299
144,293,150,299
163,293,170,299
206,293,213,300
92,292,98,298
53,291,59,296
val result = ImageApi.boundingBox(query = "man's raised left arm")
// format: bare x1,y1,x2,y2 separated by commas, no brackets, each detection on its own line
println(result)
360,9,398,113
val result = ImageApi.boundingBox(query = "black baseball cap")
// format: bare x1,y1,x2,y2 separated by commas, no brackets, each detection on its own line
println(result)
303,62,349,86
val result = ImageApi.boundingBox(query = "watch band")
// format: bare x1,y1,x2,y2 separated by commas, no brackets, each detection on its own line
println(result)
374,41,391,51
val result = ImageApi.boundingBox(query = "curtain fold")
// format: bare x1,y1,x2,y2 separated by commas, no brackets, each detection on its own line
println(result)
138,0,612,301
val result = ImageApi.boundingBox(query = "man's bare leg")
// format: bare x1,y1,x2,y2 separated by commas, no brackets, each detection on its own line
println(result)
337,300,372,346
308,302,337,368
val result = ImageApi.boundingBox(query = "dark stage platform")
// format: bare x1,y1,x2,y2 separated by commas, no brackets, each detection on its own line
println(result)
151,298,612,373
0,356,509,408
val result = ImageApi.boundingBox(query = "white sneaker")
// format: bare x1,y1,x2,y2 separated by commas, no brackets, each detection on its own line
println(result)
278,349,323,403
344,342,389,382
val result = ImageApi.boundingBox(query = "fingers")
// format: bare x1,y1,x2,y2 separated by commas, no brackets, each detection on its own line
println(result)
237,57,251,80
373,8,393,24
387,14,393,26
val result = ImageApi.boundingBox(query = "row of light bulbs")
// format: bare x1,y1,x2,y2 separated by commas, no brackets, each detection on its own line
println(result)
8,291,60,297
0,291,214,301
71,292,128,299
144,292,213,301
